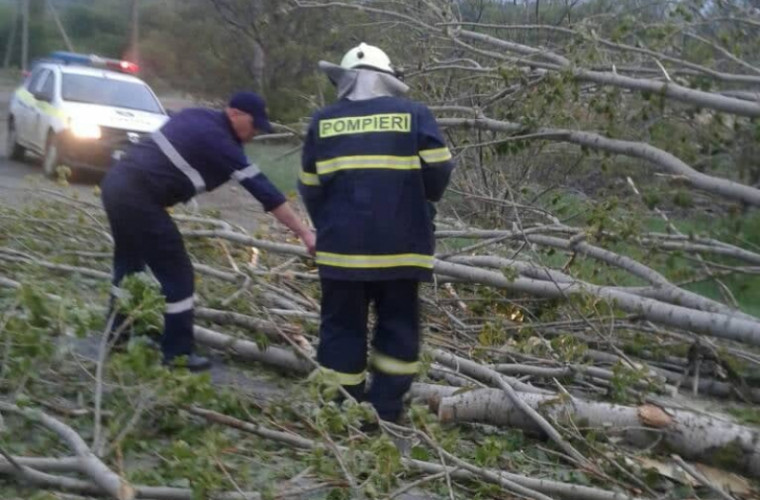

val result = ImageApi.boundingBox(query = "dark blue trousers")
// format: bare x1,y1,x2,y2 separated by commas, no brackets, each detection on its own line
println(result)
318,279,420,422
101,167,195,360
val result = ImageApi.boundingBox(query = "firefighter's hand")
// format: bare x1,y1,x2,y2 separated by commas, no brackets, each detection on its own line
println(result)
301,230,316,256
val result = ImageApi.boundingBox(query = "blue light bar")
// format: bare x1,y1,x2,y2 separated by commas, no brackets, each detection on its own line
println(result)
49,51,93,65
41,51,140,74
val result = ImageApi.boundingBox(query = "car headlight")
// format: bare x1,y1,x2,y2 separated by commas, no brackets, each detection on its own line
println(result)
69,119,102,139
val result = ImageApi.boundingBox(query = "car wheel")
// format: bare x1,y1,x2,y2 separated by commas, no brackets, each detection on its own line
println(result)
7,119,26,161
43,132,61,178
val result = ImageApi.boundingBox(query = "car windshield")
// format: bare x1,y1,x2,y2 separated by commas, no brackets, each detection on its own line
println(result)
61,74,163,113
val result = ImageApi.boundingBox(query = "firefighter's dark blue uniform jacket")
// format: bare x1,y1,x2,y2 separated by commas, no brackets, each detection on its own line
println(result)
102,108,285,361
298,96,454,281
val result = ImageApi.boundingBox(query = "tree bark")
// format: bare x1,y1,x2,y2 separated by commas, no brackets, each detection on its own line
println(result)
0,403,135,500
193,325,313,375
437,117,760,207
433,260,760,345
434,387,760,477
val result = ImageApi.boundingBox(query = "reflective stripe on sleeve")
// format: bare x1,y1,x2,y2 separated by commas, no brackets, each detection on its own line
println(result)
315,252,433,269
152,131,206,193
316,155,420,175
299,170,320,186
165,296,194,314
232,163,261,182
371,352,419,375
419,147,453,164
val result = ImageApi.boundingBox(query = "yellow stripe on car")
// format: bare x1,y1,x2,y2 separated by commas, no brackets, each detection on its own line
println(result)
17,88,66,120
15,88,36,106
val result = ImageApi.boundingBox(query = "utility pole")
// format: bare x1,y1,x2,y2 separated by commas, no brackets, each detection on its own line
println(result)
21,0,29,72
2,0,19,68
47,0,74,52
127,0,140,65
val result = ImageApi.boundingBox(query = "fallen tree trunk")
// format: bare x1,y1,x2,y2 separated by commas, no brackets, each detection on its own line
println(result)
0,458,265,499
9,225,759,347
432,387,760,478
433,260,760,345
181,231,760,344
437,116,760,207
193,326,312,375
0,403,135,500
190,326,759,481
430,349,592,466
444,237,753,320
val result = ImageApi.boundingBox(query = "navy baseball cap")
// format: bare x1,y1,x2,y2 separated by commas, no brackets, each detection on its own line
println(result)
228,91,273,133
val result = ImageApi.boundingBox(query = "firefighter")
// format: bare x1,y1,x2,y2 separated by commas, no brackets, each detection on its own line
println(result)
299,43,455,422
102,91,316,372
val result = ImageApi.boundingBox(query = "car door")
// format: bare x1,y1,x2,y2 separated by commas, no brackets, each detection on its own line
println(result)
29,69,55,151
13,67,45,146
31,70,57,150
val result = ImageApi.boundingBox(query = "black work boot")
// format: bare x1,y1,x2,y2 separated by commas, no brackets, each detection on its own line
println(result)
162,353,212,372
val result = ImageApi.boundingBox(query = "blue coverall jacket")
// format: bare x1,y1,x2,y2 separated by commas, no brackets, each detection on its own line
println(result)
298,96,455,281
101,108,285,360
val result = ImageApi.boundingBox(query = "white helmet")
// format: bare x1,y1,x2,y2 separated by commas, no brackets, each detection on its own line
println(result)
340,42,394,74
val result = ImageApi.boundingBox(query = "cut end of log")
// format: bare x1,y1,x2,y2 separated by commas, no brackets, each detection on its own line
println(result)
638,404,672,428
438,397,453,423
120,482,136,500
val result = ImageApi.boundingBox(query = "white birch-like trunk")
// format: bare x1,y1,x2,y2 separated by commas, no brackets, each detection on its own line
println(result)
432,387,760,478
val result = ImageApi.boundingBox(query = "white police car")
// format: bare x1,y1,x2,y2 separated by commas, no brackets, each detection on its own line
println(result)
7,52,168,177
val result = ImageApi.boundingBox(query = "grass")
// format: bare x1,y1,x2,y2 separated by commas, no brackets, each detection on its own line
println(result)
529,190,760,316
645,212,760,317
245,142,301,196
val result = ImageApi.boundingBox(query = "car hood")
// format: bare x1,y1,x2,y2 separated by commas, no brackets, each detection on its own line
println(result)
62,102,168,132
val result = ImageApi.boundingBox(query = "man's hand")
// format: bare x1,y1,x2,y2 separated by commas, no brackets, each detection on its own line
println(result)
301,230,317,256
270,203,317,256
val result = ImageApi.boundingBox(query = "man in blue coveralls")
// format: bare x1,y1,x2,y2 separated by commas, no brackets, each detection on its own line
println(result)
298,44,455,422
102,91,316,371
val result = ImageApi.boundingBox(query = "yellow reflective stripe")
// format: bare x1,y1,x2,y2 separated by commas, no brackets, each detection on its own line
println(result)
419,147,452,163
16,88,65,119
319,113,411,138
39,102,65,119
372,352,419,375
299,170,320,186
16,88,35,106
312,366,366,386
316,155,420,175
316,252,433,269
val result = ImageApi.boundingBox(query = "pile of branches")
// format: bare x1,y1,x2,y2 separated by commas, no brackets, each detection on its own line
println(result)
0,189,758,500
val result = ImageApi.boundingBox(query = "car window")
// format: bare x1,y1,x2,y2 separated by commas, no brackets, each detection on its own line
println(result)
30,69,52,97
61,74,163,114
25,68,46,92
39,71,55,99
